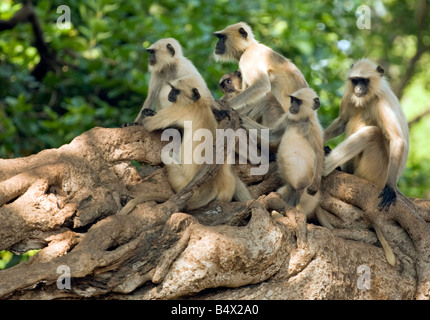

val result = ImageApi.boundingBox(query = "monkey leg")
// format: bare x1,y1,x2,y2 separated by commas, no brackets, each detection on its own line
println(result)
277,184,304,208
323,126,382,176
233,175,252,202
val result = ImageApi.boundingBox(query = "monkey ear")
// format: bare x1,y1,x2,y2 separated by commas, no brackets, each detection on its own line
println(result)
234,70,242,78
238,27,248,39
166,43,175,57
313,97,320,110
192,88,201,102
350,63,355,69
376,65,384,76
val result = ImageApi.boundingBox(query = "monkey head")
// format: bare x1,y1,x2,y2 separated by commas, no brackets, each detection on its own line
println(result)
347,59,385,106
288,88,320,120
218,70,242,95
166,75,206,107
213,22,255,62
145,38,183,72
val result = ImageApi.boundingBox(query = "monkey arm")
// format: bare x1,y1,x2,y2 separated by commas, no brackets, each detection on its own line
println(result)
228,73,271,111
377,103,408,211
240,114,285,148
307,140,325,196
378,130,406,211
135,91,160,123
323,116,346,143
142,107,184,132
323,126,381,176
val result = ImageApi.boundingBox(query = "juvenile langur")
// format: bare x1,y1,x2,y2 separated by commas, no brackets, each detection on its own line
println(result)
218,70,285,127
214,22,308,113
119,75,252,215
275,88,324,220
218,70,243,103
130,38,208,125
323,59,409,266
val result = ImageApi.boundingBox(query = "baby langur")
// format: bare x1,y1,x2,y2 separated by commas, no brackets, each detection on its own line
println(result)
323,59,409,266
128,38,208,125
275,88,325,221
119,74,252,215
218,70,285,127
214,22,308,113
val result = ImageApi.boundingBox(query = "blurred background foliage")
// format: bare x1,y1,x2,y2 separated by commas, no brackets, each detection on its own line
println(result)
0,1,429,200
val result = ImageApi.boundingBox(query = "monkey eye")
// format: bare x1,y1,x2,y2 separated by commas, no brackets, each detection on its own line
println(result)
226,79,231,84
351,78,359,86
362,78,370,85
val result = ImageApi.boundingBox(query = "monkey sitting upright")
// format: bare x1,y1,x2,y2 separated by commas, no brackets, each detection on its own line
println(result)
127,38,209,126
275,88,324,219
119,74,251,215
218,70,285,127
323,59,409,266
214,22,308,114
323,59,409,212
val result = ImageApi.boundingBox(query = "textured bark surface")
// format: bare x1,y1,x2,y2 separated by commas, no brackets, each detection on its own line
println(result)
0,123,429,300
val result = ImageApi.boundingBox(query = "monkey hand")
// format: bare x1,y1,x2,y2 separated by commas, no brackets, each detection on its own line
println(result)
324,145,332,156
212,109,231,121
378,184,397,211
140,108,157,118
269,152,277,162
307,182,320,196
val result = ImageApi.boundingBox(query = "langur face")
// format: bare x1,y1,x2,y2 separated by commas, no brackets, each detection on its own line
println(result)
146,42,176,67
289,96,302,115
350,77,370,98
214,33,227,55
218,71,241,94
168,84,201,105
146,49,156,66
168,86,181,103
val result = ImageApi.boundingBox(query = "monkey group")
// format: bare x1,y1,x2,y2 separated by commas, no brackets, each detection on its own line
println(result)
120,22,410,267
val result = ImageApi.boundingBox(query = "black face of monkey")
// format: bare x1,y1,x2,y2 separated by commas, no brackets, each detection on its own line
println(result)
168,86,180,102
168,86,201,103
214,33,226,55
219,71,241,94
350,77,370,97
147,49,156,66
289,96,302,114
219,77,234,93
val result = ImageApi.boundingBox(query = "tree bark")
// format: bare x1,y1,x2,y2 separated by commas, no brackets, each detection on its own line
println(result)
0,123,429,300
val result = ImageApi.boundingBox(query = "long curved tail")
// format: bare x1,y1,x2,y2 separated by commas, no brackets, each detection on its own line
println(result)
118,192,171,215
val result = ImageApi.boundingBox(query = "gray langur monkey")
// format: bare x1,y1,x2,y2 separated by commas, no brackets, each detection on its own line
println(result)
218,70,285,127
275,88,326,223
323,58,409,266
119,74,251,215
213,22,308,113
128,38,209,125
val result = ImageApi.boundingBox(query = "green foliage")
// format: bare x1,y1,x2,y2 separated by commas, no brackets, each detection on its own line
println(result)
0,249,39,270
0,0,429,198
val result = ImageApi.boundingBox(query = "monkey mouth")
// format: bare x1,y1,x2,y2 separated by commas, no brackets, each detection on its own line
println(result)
289,107,299,114
354,92,366,98
215,49,224,55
